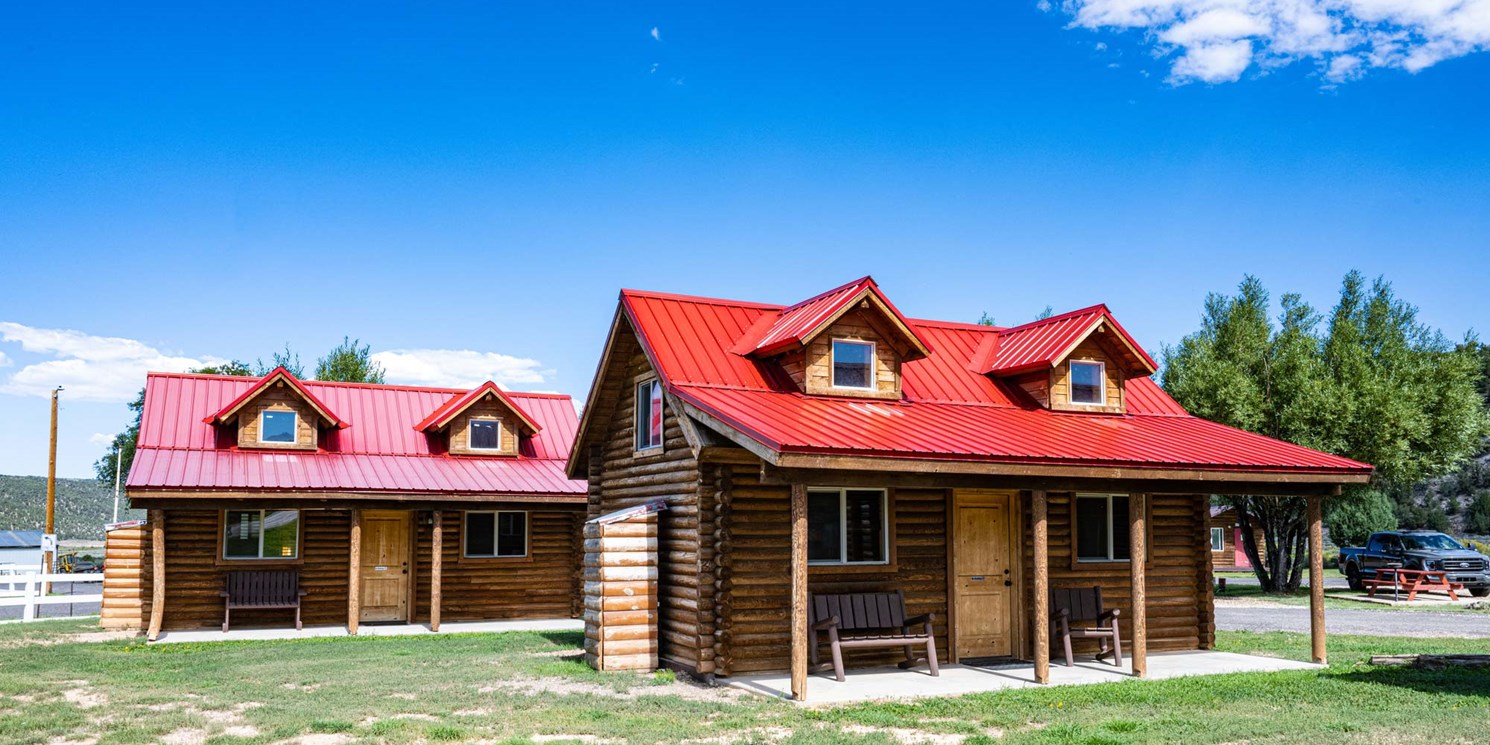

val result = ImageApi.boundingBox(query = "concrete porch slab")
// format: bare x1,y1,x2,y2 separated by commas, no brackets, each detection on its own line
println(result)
728,651,1321,705
1324,591,1484,607
151,618,583,644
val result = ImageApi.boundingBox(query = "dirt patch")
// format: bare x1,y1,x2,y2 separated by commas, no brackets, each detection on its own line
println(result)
389,691,417,700
477,676,748,703
221,726,261,738
160,729,208,745
681,727,794,744
532,736,622,744
281,682,321,692
0,629,137,649
46,737,98,745
277,736,354,745
841,724,967,744
61,682,107,710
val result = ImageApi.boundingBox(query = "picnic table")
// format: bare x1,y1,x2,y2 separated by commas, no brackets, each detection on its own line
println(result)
1362,568,1465,601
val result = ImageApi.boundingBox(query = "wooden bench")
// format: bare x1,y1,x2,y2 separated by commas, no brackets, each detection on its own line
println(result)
808,590,939,682
1050,586,1123,667
220,570,306,632
1363,568,1464,602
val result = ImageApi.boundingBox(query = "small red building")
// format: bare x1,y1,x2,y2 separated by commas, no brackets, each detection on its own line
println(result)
104,368,586,637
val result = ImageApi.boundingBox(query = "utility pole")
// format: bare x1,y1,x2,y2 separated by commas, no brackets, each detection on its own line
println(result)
112,443,122,523
44,386,61,590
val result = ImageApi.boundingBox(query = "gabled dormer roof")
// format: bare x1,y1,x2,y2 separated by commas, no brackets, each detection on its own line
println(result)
203,366,349,428
971,304,1158,378
414,381,542,435
730,276,933,361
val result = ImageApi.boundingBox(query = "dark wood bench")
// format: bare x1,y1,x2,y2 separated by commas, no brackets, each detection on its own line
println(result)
1050,586,1123,667
808,590,939,682
220,570,306,632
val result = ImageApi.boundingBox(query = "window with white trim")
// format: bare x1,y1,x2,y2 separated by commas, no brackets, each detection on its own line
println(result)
635,379,664,451
1075,494,1131,562
223,509,300,560
464,511,528,558
831,339,876,390
807,488,888,565
1069,361,1105,405
260,410,298,443
469,419,502,450
1211,527,1225,552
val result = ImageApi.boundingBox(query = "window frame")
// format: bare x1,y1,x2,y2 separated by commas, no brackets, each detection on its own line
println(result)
634,378,665,453
830,339,877,391
806,487,891,567
258,409,299,444
1211,527,1225,552
467,417,503,451
461,510,530,560
1068,360,1106,406
1072,493,1143,564
219,508,302,562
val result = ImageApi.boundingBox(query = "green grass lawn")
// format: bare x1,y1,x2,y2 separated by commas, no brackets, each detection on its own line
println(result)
1,620,1487,744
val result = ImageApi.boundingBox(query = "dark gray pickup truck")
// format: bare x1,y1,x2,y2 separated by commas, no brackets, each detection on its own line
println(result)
1338,530,1490,596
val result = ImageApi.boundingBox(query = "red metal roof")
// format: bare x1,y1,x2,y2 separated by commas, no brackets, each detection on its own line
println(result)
731,276,934,360
204,366,349,428
413,381,542,434
617,283,1371,477
130,373,583,497
976,305,1159,377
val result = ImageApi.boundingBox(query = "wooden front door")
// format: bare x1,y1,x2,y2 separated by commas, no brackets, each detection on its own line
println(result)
953,491,1016,659
359,510,411,623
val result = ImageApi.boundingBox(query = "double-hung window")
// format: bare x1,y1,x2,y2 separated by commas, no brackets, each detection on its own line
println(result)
831,340,875,390
259,410,298,443
464,511,528,558
635,379,664,451
223,509,300,560
1075,494,1131,562
807,488,888,565
1069,361,1105,405
1210,527,1225,552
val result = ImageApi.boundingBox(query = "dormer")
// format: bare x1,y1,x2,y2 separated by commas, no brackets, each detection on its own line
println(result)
415,381,541,457
204,367,348,450
730,276,933,400
973,305,1157,414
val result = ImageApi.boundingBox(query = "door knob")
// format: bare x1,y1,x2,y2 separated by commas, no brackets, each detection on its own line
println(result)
1004,580,1013,587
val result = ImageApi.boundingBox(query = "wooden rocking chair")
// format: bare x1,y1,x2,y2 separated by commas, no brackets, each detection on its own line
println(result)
1049,586,1123,667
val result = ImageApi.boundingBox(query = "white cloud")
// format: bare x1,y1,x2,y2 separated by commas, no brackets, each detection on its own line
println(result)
1060,0,1490,84
371,349,551,390
89,432,114,447
650,26,661,41
0,350,9,368
0,322,221,402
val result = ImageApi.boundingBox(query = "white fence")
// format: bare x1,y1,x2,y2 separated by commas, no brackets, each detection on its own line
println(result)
0,572,104,621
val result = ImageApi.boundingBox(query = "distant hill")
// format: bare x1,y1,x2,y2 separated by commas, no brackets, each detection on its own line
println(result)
0,475,142,541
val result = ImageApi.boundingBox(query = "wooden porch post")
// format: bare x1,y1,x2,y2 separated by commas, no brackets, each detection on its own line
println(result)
1032,490,1050,685
790,482,809,701
1129,493,1147,678
348,509,362,635
1307,496,1326,664
430,510,443,632
146,509,165,641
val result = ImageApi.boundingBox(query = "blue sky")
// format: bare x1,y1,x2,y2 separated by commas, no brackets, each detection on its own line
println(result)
2,2,1488,478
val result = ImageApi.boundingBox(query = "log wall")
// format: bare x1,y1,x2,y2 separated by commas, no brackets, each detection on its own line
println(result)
412,508,583,622
101,522,149,630
713,465,951,676
583,511,659,671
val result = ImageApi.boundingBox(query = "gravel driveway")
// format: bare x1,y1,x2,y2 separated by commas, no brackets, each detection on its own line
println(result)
1218,606,1490,638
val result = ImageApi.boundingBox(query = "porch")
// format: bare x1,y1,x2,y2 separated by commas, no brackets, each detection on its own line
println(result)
731,650,1321,705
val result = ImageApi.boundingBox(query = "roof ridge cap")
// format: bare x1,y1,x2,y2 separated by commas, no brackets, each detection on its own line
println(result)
999,303,1110,333
777,275,874,313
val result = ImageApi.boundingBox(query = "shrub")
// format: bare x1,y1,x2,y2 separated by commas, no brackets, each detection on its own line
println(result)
1465,491,1490,535
1328,489,1398,547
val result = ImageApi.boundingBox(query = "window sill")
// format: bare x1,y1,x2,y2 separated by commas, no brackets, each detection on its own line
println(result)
455,553,534,565
808,562,897,575
213,557,305,569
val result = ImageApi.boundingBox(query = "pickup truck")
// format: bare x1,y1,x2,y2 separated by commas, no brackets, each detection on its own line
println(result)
1338,530,1490,596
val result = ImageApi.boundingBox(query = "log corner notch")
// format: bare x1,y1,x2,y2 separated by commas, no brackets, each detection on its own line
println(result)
1128,493,1148,678
1031,490,1050,685
789,482,808,701
583,499,665,673
1307,496,1326,665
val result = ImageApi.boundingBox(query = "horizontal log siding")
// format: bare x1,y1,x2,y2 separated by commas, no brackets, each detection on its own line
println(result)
101,524,149,630
715,464,950,676
1022,492,1210,654
587,325,704,673
149,509,351,630
412,509,582,622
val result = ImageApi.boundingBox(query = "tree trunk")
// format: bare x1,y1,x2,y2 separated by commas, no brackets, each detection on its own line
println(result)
1235,496,1311,595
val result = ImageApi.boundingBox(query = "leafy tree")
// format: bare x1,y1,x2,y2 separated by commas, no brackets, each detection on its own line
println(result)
977,312,996,327
1034,305,1054,321
255,344,303,377
1466,491,1490,535
93,360,255,485
1328,488,1398,547
314,337,385,383
1161,272,1488,592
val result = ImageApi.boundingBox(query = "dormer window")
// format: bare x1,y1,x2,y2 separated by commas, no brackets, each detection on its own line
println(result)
1070,361,1105,406
469,419,501,451
260,410,298,443
831,339,875,390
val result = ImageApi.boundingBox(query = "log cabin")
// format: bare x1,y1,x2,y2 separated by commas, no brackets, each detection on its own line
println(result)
105,368,586,638
567,276,1372,699
1209,505,1267,571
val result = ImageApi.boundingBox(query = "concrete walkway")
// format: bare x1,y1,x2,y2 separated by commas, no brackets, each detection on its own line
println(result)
152,618,582,644
729,651,1320,705
1217,606,1490,638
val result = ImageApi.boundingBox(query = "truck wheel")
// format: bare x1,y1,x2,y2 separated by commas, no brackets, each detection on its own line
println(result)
1472,588,1489,598
1346,565,1364,592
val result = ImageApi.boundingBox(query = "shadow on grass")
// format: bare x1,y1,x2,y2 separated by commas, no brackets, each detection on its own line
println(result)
1336,666,1490,698
537,630,584,648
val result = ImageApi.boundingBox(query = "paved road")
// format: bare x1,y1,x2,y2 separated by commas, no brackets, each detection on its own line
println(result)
0,580,101,621
1218,606,1490,638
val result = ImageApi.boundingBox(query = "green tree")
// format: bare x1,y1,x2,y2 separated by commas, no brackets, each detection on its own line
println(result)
1466,491,1490,535
93,360,255,485
314,337,385,383
1161,272,1488,592
255,344,304,377
1328,488,1397,547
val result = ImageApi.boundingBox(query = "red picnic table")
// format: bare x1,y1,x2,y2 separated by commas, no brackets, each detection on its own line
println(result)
1363,568,1465,601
